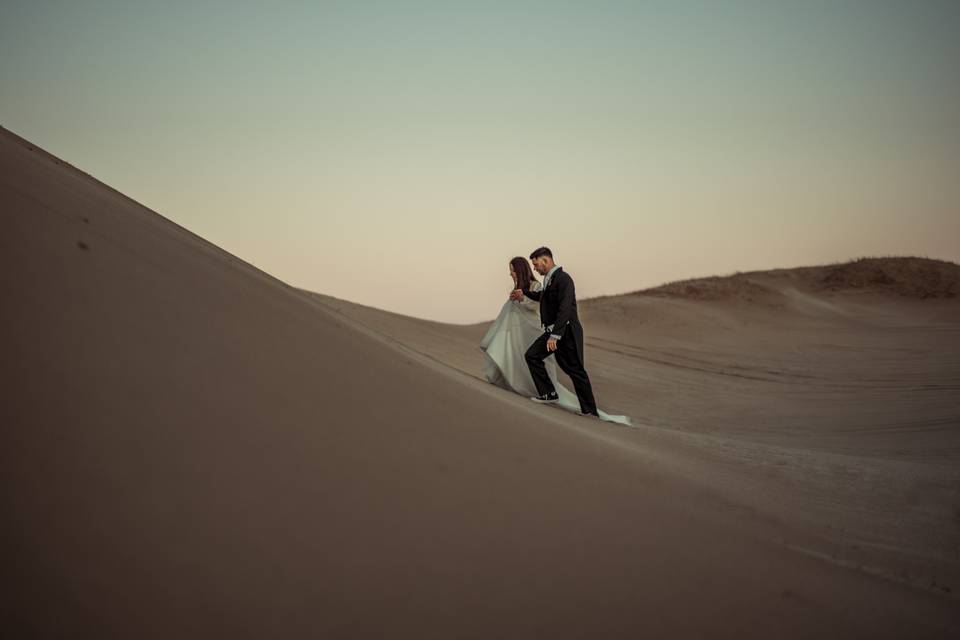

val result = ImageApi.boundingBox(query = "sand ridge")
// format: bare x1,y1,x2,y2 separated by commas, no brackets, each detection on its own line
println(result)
3,125,959,637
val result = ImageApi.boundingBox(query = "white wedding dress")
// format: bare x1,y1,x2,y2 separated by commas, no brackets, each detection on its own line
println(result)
479,280,633,426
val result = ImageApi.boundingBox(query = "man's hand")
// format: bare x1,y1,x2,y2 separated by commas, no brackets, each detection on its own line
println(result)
547,337,558,352
509,289,523,301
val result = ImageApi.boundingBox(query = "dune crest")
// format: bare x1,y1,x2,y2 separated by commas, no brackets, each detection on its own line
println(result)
598,256,960,303
3,126,958,637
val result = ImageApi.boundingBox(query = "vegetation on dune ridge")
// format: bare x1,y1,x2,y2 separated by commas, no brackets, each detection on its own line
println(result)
811,256,960,298
588,256,960,302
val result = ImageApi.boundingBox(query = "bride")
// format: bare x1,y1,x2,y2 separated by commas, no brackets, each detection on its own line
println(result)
479,257,633,426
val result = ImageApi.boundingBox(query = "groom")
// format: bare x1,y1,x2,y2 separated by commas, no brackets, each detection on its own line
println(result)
510,247,599,417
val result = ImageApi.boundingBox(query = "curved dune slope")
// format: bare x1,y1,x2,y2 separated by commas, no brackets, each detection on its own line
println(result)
2,126,958,638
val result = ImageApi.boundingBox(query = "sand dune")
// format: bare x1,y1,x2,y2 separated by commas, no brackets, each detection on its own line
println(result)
3,125,958,638
304,259,960,597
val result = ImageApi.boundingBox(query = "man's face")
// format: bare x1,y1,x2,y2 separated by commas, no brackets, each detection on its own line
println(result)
531,256,553,275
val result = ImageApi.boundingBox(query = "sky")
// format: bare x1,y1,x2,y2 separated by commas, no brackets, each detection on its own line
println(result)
2,1,959,323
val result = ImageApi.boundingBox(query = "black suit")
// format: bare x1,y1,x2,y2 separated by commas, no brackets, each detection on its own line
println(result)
522,267,598,416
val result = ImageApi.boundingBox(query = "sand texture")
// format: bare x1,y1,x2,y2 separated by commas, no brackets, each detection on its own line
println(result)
3,126,958,638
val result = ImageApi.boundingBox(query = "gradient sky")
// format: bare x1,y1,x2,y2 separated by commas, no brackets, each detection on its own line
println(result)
3,1,959,323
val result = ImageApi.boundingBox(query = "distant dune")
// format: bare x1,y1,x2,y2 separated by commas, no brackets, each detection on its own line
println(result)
3,125,959,638
619,256,960,301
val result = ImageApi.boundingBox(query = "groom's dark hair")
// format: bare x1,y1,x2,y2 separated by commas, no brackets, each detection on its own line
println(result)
529,246,553,260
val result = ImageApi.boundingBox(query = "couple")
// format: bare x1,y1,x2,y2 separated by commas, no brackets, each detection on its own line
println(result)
479,246,632,426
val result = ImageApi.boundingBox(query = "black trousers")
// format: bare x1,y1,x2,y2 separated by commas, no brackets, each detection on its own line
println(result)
524,321,598,416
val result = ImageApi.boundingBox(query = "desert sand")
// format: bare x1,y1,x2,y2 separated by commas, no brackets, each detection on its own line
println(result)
2,124,958,638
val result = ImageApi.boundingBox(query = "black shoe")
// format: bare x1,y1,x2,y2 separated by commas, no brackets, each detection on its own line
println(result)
530,391,559,404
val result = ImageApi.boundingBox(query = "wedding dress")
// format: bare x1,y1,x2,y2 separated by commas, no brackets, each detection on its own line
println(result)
479,280,633,426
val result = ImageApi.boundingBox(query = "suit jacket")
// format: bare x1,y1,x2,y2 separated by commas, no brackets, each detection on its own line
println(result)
522,266,580,339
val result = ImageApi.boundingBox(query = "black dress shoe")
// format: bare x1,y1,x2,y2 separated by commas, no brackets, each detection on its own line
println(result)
530,391,559,404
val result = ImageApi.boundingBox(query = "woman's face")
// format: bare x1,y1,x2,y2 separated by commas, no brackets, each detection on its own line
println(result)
509,264,516,280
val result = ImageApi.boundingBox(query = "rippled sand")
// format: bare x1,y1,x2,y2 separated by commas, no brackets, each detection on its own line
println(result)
4,125,958,638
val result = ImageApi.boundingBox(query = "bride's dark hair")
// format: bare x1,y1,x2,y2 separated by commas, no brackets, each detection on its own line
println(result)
510,256,538,292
